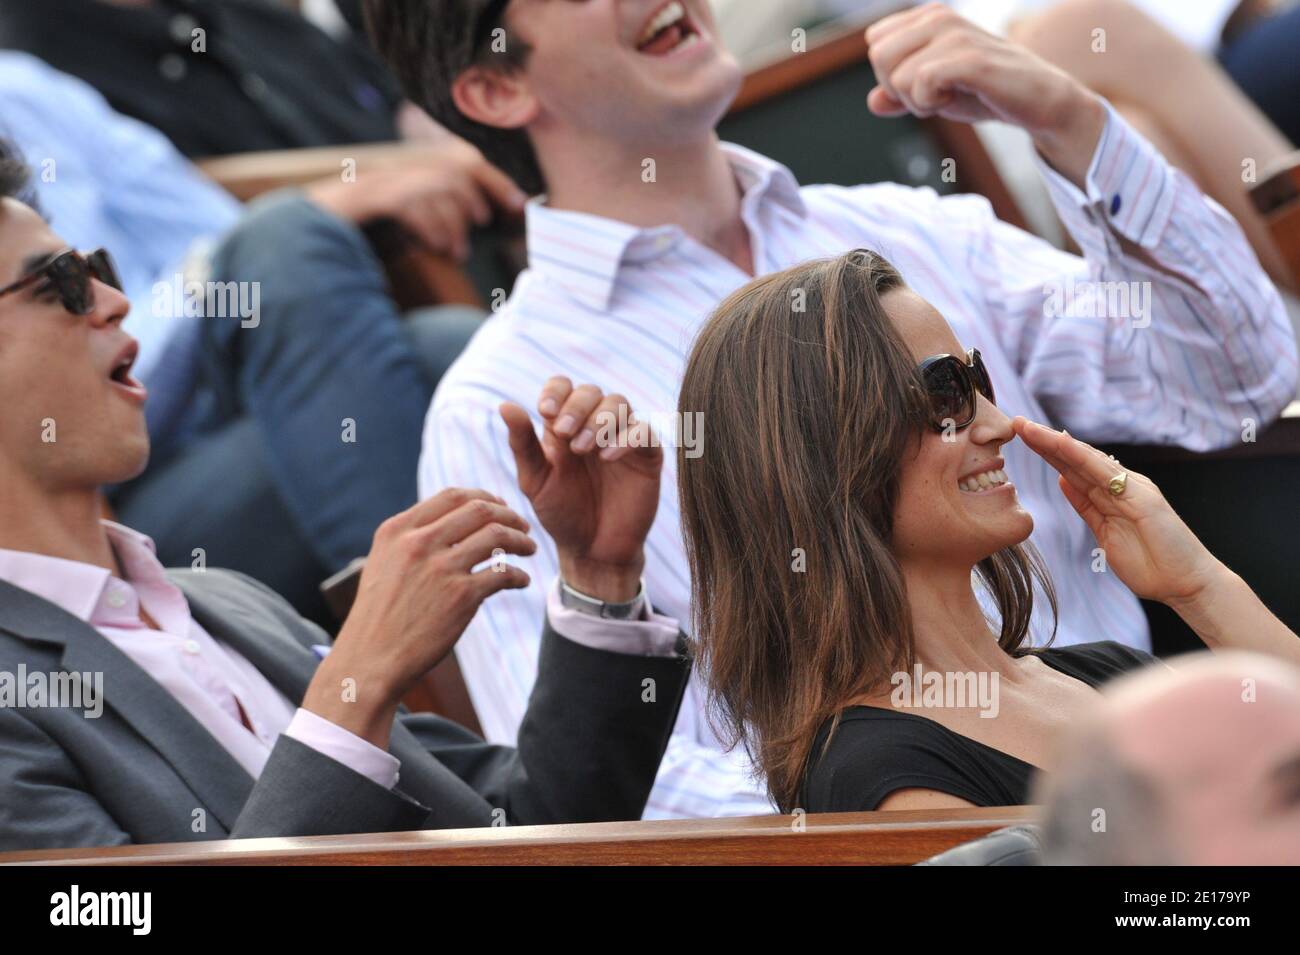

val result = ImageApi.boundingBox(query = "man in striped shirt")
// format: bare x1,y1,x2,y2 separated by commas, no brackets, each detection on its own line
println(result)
366,1,1297,817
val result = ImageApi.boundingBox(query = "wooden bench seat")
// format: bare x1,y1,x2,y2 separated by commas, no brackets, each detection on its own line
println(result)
0,806,1034,867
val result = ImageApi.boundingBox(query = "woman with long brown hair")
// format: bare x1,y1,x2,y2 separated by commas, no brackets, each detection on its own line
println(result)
675,248,1299,813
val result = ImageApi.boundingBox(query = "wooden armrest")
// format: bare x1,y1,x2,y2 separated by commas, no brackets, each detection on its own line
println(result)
195,142,438,202
1250,152,1300,289
0,806,1035,866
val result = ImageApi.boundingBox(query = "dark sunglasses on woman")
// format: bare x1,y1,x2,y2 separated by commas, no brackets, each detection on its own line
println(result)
918,347,996,432
0,248,123,316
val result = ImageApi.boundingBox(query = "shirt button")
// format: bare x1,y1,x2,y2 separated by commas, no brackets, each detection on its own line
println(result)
183,640,201,655
159,53,187,82
905,153,932,183
242,74,268,100
105,590,127,609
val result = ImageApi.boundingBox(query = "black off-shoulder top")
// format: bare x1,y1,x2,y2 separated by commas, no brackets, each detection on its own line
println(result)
801,641,1159,811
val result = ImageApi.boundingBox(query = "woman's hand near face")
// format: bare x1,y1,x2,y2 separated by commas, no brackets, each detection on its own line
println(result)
500,378,663,603
1012,417,1218,603
1014,417,1300,664
302,488,535,749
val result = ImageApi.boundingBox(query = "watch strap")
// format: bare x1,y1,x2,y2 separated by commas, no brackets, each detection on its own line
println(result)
558,578,647,620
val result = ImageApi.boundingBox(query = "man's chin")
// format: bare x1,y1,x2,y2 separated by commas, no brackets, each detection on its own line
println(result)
104,440,151,489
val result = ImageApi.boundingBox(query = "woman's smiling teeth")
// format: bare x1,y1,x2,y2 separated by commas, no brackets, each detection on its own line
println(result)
959,468,1009,493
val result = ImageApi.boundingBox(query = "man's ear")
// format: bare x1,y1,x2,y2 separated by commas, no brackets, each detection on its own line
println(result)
452,65,540,132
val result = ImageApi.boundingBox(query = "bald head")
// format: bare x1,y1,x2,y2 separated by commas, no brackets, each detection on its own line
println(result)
1035,652,1300,865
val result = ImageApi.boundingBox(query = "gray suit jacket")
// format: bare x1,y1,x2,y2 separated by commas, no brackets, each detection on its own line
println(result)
0,569,691,851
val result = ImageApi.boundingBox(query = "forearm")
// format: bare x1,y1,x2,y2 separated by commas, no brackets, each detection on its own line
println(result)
299,650,402,752
1167,565,1300,665
1013,101,1296,447
1030,87,1107,192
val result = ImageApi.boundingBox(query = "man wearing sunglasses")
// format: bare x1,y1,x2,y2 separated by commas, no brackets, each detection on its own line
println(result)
0,248,123,317
358,0,1298,819
0,50,533,623
0,149,692,850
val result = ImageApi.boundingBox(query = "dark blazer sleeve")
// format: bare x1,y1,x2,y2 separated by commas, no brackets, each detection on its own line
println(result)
230,734,431,839
231,612,691,837
398,618,692,825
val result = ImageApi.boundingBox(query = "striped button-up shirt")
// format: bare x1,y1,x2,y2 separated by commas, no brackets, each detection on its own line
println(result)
420,103,1297,818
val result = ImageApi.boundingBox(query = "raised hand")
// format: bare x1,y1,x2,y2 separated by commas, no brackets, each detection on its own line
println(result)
864,2,1106,187
500,377,663,602
302,487,535,747
1012,417,1220,603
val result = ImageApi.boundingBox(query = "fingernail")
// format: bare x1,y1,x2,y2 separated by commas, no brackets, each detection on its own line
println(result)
556,414,577,435
599,446,619,460
539,398,558,416
572,429,595,452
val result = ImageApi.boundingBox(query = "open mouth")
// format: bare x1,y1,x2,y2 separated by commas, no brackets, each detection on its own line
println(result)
108,341,148,402
636,1,701,56
958,465,1011,494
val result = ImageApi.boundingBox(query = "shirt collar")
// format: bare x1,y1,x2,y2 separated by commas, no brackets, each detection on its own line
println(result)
0,521,165,624
523,142,806,312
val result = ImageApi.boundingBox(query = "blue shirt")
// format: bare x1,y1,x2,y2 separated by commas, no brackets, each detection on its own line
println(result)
0,52,242,435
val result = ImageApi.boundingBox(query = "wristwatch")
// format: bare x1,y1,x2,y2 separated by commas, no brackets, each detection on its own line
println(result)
558,578,647,620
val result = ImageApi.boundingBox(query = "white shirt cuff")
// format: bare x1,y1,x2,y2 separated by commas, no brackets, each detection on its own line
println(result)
284,707,401,790
1036,97,1178,251
546,578,682,657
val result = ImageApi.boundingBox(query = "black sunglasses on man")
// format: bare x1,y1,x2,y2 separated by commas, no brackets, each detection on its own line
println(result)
0,247,123,316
